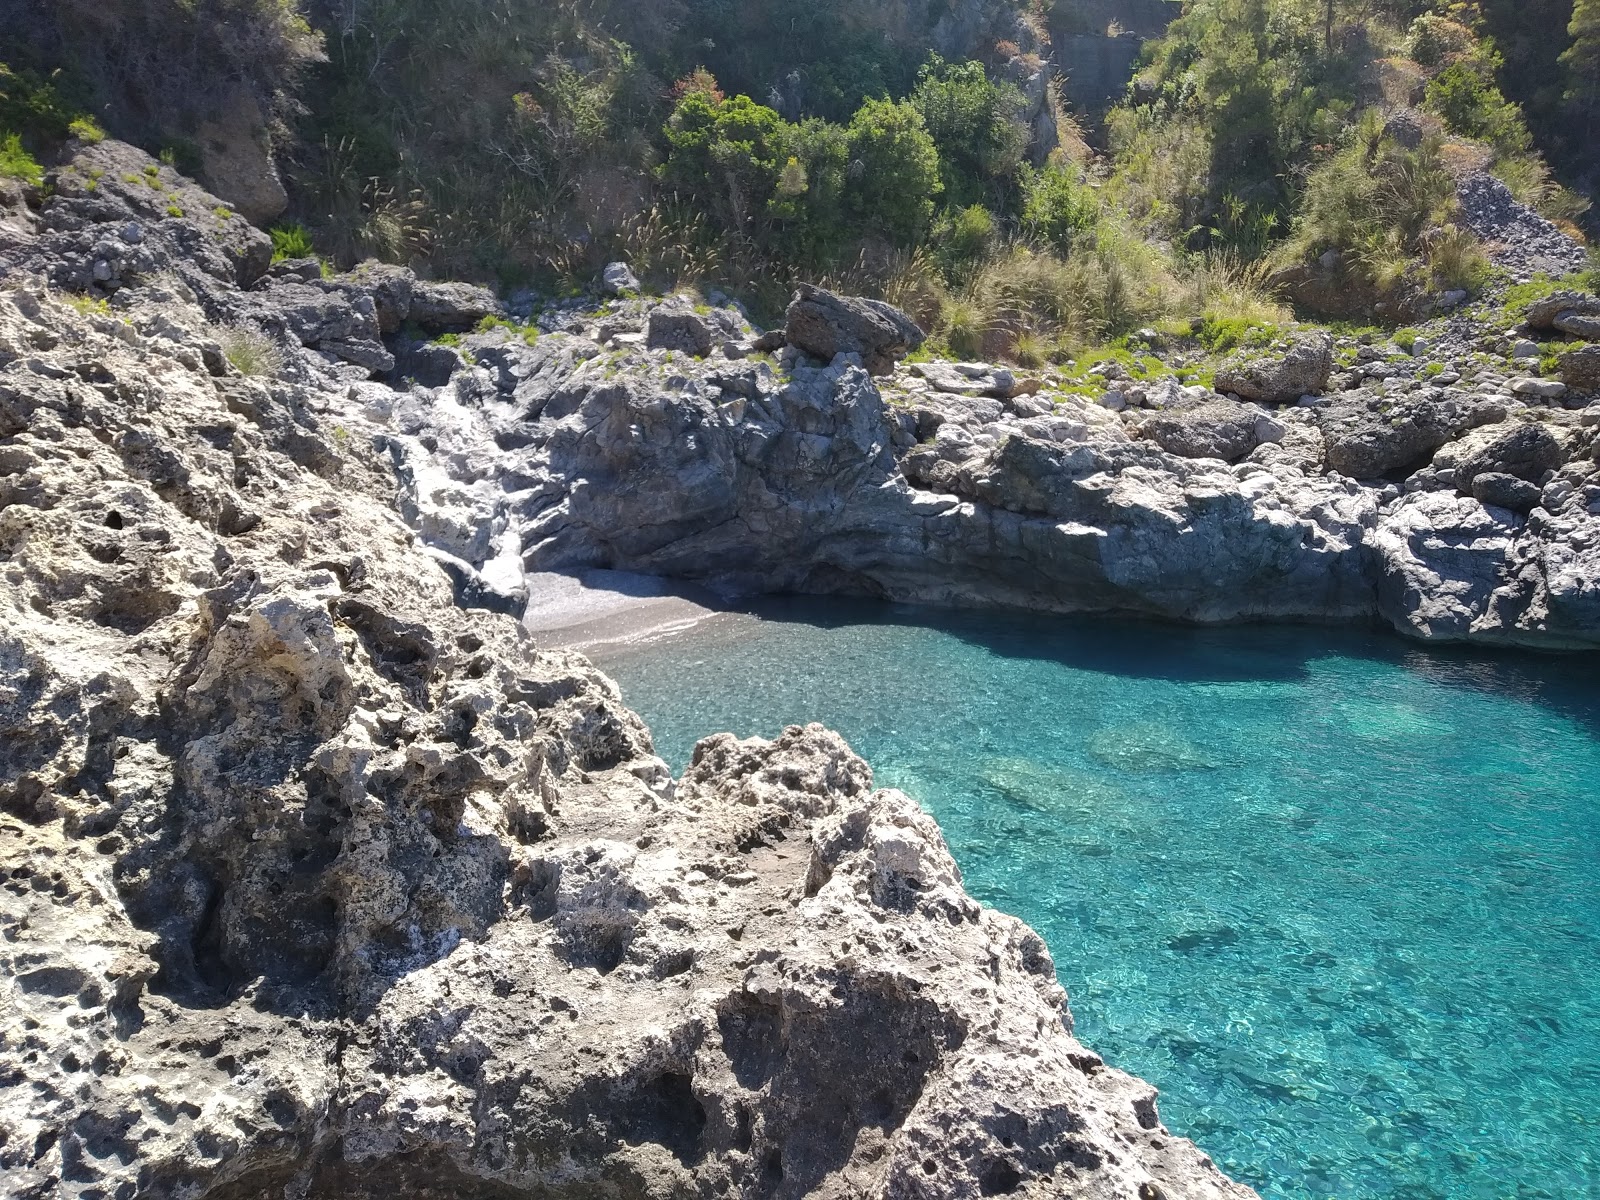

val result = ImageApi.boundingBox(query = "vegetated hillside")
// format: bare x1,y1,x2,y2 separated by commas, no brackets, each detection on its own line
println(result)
1,0,1597,352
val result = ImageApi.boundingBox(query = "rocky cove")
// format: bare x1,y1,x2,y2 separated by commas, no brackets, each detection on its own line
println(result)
1,136,1598,1199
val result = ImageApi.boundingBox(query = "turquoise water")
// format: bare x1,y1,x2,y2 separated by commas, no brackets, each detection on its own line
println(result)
592,600,1600,1200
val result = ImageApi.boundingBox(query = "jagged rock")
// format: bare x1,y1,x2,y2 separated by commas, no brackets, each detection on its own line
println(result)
1142,399,1287,462
1471,471,1542,512
1524,289,1600,330
0,281,1263,1200
601,261,641,296
1560,343,1600,391
1214,333,1333,404
194,84,290,226
784,283,924,376
910,360,1026,399
409,279,501,330
345,261,418,333
1321,392,1482,478
1452,420,1567,490
646,303,715,356
1553,311,1600,339
0,139,272,294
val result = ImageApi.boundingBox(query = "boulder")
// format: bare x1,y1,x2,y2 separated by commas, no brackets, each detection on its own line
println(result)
1214,332,1334,404
1552,311,1600,339
1524,289,1600,330
600,261,640,296
1471,471,1542,513
909,360,1031,399
194,85,289,226
1321,393,1480,478
1453,421,1567,490
409,279,500,330
784,283,924,376
1560,344,1600,391
646,304,714,356
1143,399,1287,462
344,261,418,333
1510,377,1568,400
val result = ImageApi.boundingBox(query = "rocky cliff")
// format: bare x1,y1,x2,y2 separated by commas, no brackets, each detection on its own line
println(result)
0,141,1259,1197
372,288,1600,651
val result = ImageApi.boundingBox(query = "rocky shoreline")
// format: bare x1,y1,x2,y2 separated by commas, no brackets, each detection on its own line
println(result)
1,139,1260,1198
3,135,1598,1198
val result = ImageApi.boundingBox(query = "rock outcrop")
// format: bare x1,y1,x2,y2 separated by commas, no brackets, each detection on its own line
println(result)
1,144,1260,1198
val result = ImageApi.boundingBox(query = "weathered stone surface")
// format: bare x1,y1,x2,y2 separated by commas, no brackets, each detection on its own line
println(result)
1142,399,1287,462
1452,420,1567,490
646,303,715,356
409,279,501,330
0,139,272,293
602,260,641,296
1525,289,1600,330
1560,343,1600,391
0,283,1257,1200
194,84,290,226
1471,471,1542,512
1214,332,1333,404
785,283,924,375
1321,392,1483,478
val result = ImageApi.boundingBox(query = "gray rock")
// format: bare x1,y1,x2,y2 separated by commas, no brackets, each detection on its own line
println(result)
0,285,1258,1200
1560,344,1600,391
409,279,501,330
1510,377,1568,400
1453,421,1567,490
601,261,640,296
1143,399,1286,462
1214,332,1334,404
1471,471,1542,512
1525,289,1600,330
1553,311,1600,339
784,283,924,376
1321,393,1478,478
646,304,715,356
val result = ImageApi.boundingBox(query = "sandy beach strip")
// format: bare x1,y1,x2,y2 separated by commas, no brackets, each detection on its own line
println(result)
521,569,733,650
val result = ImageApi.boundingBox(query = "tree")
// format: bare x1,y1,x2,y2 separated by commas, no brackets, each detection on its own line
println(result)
663,89,791,236
843,97,941,244
910,55,1029,209
1563,0,1600,139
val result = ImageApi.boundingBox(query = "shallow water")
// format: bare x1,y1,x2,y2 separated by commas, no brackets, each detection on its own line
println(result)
592,600,1600,1200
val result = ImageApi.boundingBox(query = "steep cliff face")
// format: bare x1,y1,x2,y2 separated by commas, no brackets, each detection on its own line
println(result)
0,146,1255,1198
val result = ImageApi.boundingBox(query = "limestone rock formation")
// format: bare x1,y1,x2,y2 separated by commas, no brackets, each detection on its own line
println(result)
1,143,1259,1198
784,284,926,376
1213,333,1333,405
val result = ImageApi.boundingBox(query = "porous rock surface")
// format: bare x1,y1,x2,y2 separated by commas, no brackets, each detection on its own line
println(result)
1,148,1255,1197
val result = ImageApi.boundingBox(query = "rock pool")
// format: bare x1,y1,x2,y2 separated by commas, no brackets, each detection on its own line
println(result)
593,600,1600,1199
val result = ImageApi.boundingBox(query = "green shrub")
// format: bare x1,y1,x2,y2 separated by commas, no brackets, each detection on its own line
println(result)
844,98,941,244
270,223,316,263
0,131,42,185
1021,164,1099,254
910,55,1028,209
67,116,104,144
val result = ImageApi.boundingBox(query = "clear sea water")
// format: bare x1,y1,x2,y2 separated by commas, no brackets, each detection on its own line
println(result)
591,599,1600,1200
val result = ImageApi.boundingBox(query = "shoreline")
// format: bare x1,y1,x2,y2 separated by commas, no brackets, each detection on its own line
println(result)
522,569,734,650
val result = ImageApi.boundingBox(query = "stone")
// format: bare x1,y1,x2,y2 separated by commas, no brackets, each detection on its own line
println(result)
0,283,1268,1200
409,279,501,330
1553,311,1600,339
1560,344,1600,391
1452,421,1567,490
1510,377,1568,400
646,304,715,356
1214,332,1334,404
1524,289,1600,330
194,84,289,225
1142,399,1286,462
600,261,640,295
1471,471,1542,513
1510,338,1541,358
1321,393,1478,478
784,283,924,376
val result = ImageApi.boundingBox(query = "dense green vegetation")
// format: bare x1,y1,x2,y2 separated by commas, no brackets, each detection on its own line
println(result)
4,0,1598,357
